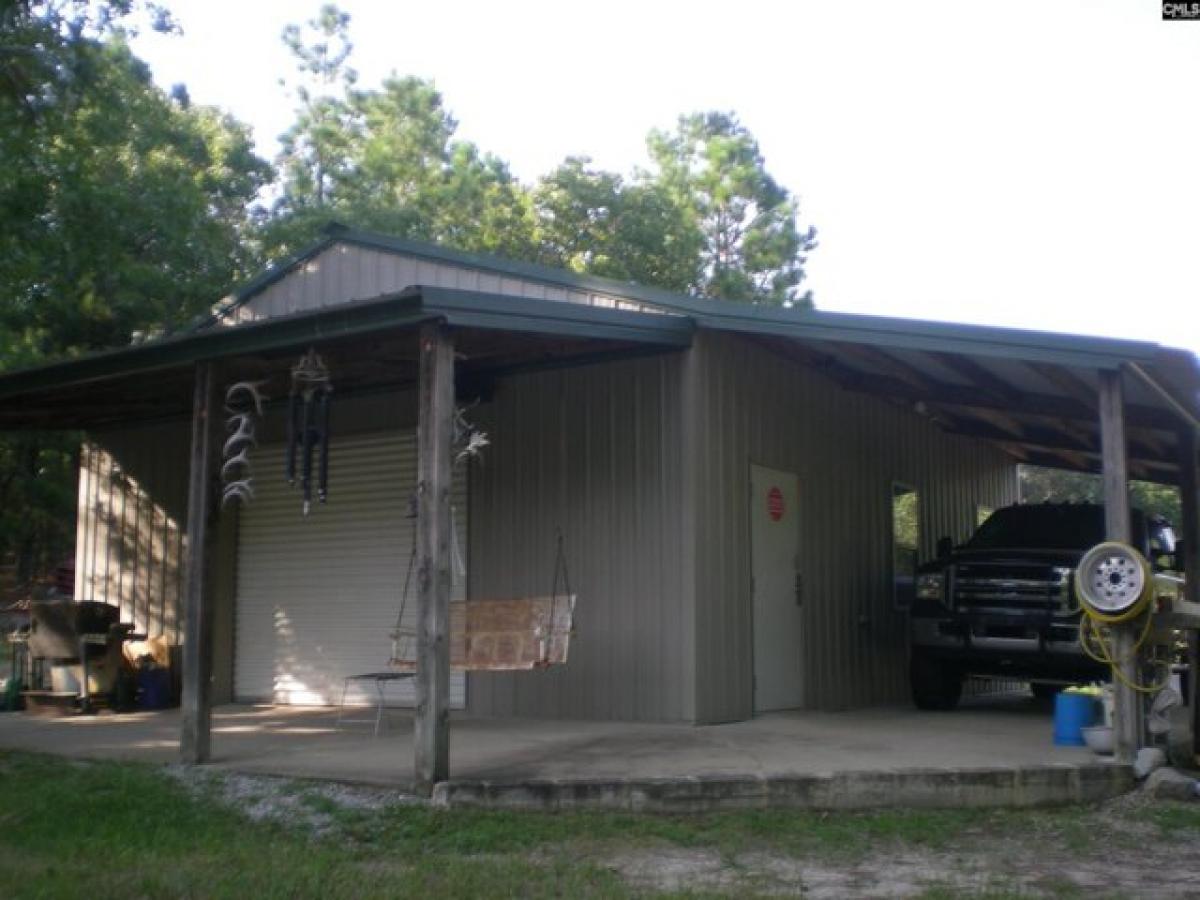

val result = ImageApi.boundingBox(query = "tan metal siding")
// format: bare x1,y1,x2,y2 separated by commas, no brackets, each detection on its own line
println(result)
73,421,191,643
691,332,1019,722
229,242,673,323
466,353,688,721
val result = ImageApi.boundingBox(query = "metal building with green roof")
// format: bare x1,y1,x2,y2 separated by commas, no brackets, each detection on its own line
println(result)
1,224,1197,785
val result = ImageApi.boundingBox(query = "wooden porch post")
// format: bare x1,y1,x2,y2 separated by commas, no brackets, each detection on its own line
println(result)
414,323,454,794
1098,368,1142,764
1178,426,1200,759
181,361,220,764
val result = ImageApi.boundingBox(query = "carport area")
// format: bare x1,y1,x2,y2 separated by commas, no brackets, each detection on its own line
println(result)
0,692,1127,811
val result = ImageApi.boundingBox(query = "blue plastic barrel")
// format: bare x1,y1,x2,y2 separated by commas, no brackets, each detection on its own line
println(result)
138,667,171,710
1053,692,1097,746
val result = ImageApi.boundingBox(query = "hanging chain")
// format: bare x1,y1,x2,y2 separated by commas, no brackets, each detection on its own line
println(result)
544,528,571,665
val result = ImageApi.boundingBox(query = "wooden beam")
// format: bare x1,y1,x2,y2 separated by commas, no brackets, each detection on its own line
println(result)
835,342,931,391
993,442,1086,470
835,344,1037,445
926,351,1022,402
1178,427,1200,762
1029,362,1099,409
941,417,1176,473
1098,368,1142,764
763,340,1176,434
414,323,455,795
180,361,221,765
961,407,1028,438
820,362,1177,431
995,364,1112,459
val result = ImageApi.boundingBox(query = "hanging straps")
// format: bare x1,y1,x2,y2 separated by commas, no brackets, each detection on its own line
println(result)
390,495,420,662
543,529,571,665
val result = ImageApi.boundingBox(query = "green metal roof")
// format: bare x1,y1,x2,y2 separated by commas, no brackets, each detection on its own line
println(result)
0,287,692,402
208,224,1175,371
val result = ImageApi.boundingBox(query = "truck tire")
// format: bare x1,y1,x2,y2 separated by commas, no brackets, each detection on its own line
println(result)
1030,682,1059,701
910,653,963,711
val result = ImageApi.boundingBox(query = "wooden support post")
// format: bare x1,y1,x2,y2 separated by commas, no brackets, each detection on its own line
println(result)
414,323,454,795
181,361,220,765
1178,427,1200,760
1098,368,1142,764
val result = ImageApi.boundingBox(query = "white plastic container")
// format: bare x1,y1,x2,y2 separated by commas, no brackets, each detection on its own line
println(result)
1081,725,1114,755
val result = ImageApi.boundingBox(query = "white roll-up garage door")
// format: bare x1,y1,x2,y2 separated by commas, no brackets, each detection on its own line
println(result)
234,431,467,707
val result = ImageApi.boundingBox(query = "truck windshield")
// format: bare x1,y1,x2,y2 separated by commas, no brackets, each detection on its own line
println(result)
966,505,1108,551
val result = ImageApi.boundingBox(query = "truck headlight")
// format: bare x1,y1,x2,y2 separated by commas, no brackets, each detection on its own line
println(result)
916,573,945,600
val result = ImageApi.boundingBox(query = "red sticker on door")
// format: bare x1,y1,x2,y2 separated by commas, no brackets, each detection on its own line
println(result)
767,486,785,521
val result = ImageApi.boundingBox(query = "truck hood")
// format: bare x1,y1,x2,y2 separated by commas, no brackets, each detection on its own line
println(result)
919,548,1083,573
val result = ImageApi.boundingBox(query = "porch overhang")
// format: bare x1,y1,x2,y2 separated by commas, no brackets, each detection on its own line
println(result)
687,309,1200,484
1,273,1197,482
0,287,694,430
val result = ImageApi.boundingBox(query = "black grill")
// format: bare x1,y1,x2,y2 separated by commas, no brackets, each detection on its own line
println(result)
953,562,1072,614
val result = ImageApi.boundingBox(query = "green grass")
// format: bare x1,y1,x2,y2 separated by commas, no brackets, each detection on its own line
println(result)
1133,799,1200,835
0,749,1192,898
0,752,595,899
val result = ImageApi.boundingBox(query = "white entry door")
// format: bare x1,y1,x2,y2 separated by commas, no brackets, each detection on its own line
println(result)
750,464,803,712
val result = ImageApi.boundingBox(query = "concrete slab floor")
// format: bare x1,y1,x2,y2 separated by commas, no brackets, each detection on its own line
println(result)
0,692,1098,790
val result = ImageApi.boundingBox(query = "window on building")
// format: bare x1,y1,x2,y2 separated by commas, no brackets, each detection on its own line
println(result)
976,504,994,530
892,483,920,610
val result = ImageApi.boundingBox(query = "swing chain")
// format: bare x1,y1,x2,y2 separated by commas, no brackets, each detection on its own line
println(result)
390,494,419,663
544,528,571,665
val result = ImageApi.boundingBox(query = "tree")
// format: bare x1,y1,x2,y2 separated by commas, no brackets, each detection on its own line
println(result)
0,0,176,120
532,157,700,293
0,38,270,355
335,76,532,258
645,112,818,305
275,3,356,211
262,11,821,306
430,141,534,260
0,5,270,584
263,11,535,263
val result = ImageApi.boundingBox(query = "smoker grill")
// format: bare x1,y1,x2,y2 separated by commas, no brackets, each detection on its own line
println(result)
25,601,135,713
28,601,120,659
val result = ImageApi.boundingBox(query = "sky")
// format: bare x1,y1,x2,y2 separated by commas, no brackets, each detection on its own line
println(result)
129,0,1200,354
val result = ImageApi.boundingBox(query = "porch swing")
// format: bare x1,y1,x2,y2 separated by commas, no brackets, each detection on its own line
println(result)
386,515,577,672
386,407,576,673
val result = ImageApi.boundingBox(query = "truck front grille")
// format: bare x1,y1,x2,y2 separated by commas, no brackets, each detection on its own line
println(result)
953,562,1072,614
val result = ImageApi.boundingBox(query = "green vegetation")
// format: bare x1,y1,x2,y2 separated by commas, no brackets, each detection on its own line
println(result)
1133,799,1200,834
1,750,1197,898
1019,466,1183,534
0,751,618,899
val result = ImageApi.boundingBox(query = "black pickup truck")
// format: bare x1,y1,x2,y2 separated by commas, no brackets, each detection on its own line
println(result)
909,502,1182,710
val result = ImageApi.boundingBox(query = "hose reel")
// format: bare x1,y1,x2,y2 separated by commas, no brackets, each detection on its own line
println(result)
1075,541,1166,694
1075,541,1154,622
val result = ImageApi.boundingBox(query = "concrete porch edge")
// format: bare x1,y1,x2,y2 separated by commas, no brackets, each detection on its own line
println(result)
431,763,1136,813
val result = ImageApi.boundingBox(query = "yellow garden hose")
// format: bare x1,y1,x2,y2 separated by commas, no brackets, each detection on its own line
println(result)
1074,542,1168,694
